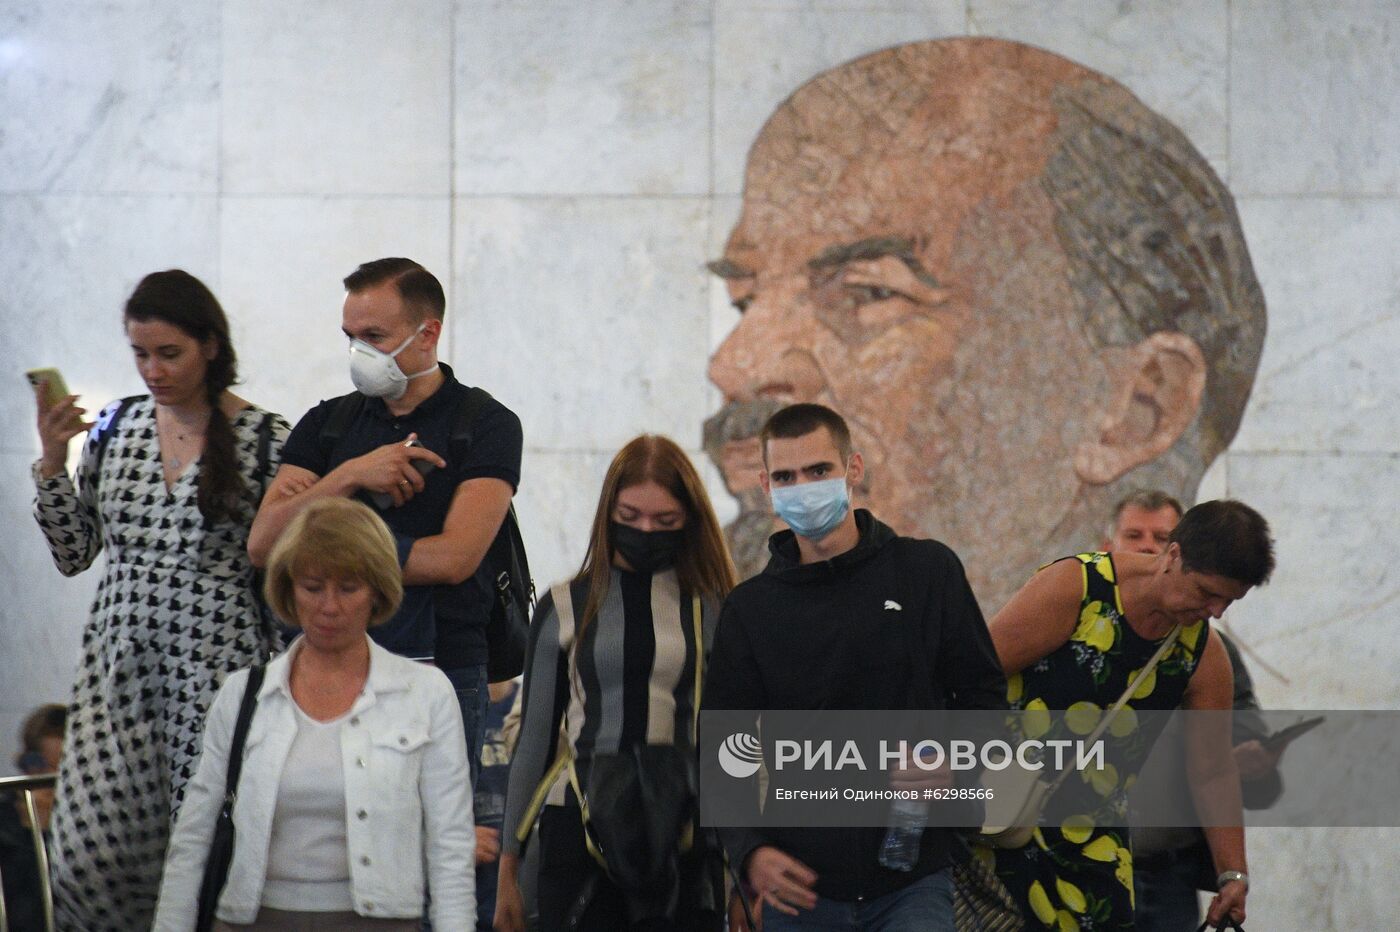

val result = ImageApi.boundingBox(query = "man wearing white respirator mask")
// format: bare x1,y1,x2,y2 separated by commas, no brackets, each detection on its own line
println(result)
704,403,1006,931
250,257,522,789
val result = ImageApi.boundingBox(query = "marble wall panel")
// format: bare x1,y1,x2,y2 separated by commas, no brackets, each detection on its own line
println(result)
1244,829,1400,931
218,196,451,425
1232,0,1400,195
0,0,219,194
1219,452,1400,710
0,449,92,771
451,196,710,452
712,0,965,195
969,0,1229,175
221,0,452,196
1231,197,1400,454
0,711,27,778
512,449,615,595
0,195,220,459
455,0,711,196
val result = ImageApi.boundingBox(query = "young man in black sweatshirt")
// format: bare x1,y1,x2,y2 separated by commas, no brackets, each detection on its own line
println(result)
704,403,1007,931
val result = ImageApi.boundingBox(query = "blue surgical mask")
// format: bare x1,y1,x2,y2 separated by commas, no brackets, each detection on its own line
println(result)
770,476,850,540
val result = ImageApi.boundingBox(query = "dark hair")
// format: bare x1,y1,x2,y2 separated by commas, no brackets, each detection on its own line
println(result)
575,436,737,642
343,257,446,322
759,403,853,464
125,270,244,526
1169,499,1274,587
18,703,66,768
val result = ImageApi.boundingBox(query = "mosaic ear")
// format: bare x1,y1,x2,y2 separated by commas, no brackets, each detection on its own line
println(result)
1075,331,1206,485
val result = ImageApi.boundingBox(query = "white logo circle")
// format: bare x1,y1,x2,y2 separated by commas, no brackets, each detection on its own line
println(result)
718,732,762,778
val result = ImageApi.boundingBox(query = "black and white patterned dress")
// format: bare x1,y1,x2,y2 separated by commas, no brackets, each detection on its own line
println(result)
32,396,289,931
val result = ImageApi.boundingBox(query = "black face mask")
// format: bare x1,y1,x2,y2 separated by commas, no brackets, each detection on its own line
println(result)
610,522,684,574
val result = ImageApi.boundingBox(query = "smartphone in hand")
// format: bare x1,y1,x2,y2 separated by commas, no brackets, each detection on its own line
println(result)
26,367,71,407
370,437,439,509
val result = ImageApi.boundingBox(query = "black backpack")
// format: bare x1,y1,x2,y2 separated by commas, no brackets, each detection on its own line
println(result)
318,386,535,681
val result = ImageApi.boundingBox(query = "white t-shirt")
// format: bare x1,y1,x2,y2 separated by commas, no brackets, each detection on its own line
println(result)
261,705,353,911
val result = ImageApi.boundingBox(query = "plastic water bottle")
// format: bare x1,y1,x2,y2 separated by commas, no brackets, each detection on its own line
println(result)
878,798,928,871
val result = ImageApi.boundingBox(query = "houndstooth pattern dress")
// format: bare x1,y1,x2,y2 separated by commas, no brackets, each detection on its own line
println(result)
33,396,289,931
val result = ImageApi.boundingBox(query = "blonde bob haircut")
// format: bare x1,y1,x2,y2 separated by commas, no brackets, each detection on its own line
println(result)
263,498,404,628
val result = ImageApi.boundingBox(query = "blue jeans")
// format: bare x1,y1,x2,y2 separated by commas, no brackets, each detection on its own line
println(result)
424,664,489,931
1134,854,1204,931
760,869,954,932
443,663,489,786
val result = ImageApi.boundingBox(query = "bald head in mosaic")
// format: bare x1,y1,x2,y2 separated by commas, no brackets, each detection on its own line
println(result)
704,38,1265,610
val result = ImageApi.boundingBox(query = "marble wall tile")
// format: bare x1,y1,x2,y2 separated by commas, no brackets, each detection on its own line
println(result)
221,0,452,195
1232,1,1400,195
0,0,219,194
0,711,28,778
1220,452,1400,710
969,0,1229,172
1195,452,1228,503
1244,829,1400,931
218,196,451,425
1231,198,1400,454
712,0,966,195
451,196,710,452
0,449,91,766
0,195,220,458
513,449,615,594
455,0,711,195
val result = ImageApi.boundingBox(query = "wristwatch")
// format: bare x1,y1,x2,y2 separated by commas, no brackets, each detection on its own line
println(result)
1217,870,1249,891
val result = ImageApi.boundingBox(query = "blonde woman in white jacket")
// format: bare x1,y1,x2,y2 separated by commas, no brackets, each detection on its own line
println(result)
155,498,475,930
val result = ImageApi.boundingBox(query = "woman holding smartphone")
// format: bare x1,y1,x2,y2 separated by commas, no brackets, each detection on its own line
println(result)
31,269,291,930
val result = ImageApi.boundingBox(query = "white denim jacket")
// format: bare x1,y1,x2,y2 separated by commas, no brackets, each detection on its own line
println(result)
153,636,475,929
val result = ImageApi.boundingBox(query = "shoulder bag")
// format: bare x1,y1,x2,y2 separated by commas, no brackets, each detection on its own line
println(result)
978,626,1180,849
195,665,265,932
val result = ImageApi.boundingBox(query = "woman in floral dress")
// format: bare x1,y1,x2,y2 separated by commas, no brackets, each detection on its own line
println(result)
980,501,1273,931
32,270,290,930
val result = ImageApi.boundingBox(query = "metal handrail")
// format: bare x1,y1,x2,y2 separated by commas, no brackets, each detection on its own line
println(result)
0,772,57,932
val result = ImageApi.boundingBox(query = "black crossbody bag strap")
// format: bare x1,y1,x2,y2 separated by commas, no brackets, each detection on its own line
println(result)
195,665,265,931
224,664,265,808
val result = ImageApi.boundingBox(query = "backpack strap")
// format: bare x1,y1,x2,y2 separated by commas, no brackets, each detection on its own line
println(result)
454,386,535,610
317,393,367,465
450,386,493,454
255,410,276,497
91,395,145,495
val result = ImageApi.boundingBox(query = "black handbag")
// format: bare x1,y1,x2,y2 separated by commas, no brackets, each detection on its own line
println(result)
1196,922,1245,931
563,595,707,923
575,743,698,893
195,665,265,932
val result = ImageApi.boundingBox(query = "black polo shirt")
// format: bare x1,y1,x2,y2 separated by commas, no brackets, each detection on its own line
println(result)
280,364,522,669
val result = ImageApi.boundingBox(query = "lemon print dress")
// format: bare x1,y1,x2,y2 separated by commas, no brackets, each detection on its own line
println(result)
989,553,1208,931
